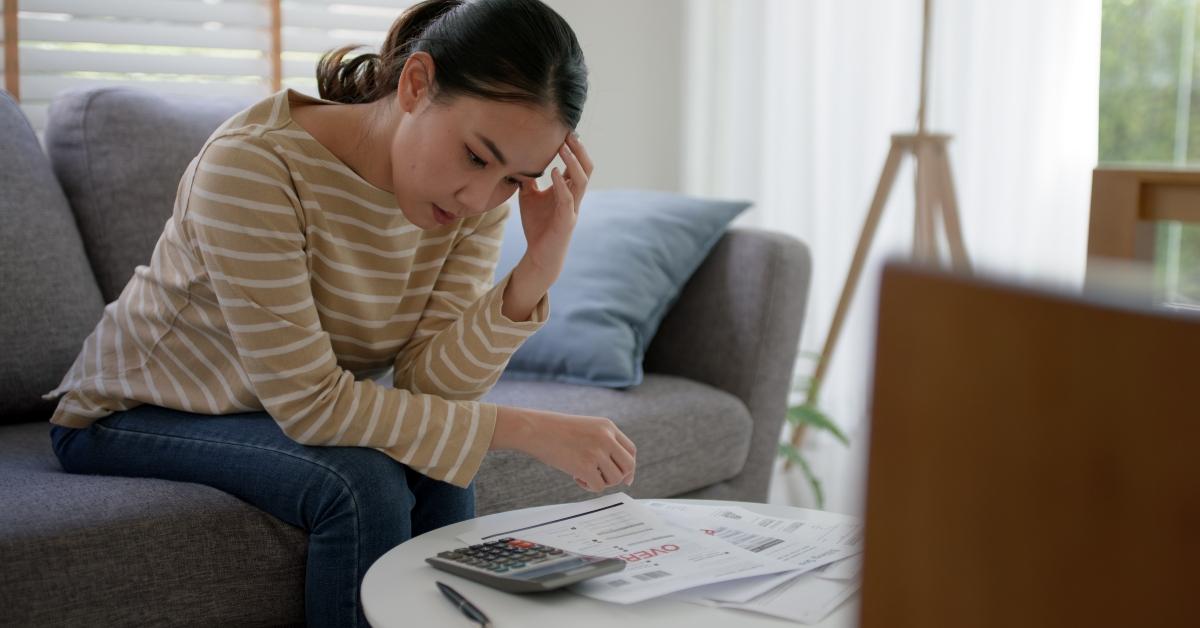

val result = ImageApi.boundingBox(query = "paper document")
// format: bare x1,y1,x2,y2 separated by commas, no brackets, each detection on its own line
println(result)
816,555,862,581
645,501,863,603
455,493,800,604
645,501,864,623
677,503,866,548
721,570,861,624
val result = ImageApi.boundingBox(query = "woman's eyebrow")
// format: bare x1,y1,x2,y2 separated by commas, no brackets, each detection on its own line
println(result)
476,133,544,178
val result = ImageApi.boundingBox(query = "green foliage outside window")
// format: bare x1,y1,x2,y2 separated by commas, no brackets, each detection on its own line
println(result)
1100,0,1200,307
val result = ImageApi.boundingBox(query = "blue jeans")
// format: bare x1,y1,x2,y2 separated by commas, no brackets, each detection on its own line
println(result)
49,404,475,628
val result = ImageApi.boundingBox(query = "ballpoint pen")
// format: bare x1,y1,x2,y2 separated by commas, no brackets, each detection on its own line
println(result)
436,581,492,627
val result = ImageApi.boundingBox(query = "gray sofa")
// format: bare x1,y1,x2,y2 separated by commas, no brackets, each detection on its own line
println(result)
0,87,811,627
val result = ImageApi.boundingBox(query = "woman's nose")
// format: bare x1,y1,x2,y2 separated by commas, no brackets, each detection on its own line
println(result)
455,179,493,216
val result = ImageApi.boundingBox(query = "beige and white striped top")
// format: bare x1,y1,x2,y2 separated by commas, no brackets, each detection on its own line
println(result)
42,89,548,488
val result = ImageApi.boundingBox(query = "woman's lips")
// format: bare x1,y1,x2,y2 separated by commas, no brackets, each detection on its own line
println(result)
432,204,457,225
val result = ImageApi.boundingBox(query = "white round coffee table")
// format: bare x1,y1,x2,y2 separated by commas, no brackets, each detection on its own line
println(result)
362,499,860,627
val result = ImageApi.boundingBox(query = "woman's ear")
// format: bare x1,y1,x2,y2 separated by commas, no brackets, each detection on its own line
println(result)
396,51,435,114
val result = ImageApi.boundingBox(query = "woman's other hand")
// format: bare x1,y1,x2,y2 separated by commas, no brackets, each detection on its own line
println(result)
492,405,636,493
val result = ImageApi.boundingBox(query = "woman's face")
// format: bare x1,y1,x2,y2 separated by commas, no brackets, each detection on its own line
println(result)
388,53,569,230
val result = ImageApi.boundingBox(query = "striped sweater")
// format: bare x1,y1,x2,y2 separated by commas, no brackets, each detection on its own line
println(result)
42,89,548,488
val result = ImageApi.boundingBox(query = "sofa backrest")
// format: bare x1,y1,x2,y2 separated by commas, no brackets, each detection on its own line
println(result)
0,90,106,425
45,87,251,302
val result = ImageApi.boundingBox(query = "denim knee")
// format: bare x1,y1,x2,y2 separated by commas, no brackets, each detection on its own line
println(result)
308,447,417,543
49,425,82,472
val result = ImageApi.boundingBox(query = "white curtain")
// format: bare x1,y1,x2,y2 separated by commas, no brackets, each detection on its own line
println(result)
683,0,1102,512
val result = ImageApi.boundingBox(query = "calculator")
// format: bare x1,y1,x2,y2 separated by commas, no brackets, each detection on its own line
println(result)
425,537,626,593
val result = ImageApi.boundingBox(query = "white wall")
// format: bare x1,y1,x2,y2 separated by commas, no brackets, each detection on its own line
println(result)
544,0,686,192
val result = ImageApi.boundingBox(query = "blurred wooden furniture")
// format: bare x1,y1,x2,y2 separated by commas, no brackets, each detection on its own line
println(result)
859,262,1200,628
1086,166,1200,285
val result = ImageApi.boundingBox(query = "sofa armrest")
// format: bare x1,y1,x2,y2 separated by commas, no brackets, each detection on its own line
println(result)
644,227,812,501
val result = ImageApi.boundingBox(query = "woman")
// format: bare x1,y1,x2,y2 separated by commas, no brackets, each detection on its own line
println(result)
42,0,637,625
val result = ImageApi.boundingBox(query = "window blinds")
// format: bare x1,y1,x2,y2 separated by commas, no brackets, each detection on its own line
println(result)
2,0,401,131
282,0,391,97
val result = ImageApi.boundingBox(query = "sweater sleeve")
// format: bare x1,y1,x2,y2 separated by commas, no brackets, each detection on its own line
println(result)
391,202,549,400
180,135,495,487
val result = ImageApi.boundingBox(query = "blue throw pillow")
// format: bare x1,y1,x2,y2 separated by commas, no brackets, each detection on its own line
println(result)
492,189,750,388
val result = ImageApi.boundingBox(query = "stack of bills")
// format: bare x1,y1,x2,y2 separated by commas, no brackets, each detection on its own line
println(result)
647,500,863,624
455,492,862,624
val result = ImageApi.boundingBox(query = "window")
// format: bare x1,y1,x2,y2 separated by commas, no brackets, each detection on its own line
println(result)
1,0,401,132
281,0,390,97
1099,0,1200,309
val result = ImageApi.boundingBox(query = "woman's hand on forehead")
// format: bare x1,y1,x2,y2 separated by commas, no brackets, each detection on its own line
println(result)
509,132,593,294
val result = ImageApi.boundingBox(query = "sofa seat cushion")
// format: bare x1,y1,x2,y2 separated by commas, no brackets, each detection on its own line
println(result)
476,373,754,514
0,422,306,627
0,374,750,623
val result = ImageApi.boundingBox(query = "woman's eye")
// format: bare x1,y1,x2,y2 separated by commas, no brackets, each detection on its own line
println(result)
468,148,518,186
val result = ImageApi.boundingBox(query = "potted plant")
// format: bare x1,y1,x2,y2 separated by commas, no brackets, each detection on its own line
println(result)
777,354,849,509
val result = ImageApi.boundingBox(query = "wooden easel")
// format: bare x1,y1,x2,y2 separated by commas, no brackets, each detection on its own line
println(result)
784,0,971,469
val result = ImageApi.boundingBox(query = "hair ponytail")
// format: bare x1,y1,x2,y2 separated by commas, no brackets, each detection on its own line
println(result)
317,0,463,105
314,0,588,129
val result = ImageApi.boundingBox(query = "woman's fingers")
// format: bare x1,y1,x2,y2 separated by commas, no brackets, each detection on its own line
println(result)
556,142,585,189
597,456,623,488
612,429,636,486
610,446,635,485
583,466,605,491
614,429,637,459
567,133,593,178
550,167,575,216
559,141,589,199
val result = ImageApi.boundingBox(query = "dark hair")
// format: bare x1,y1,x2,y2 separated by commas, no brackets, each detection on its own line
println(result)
316,0,588,129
